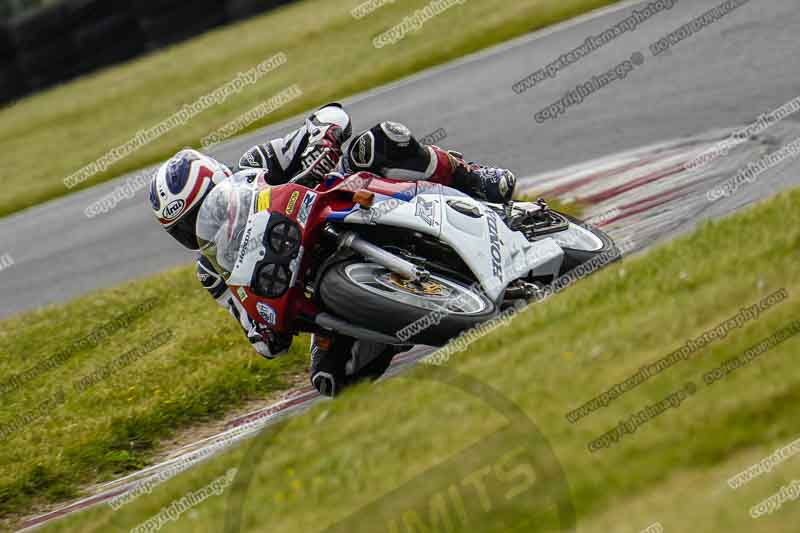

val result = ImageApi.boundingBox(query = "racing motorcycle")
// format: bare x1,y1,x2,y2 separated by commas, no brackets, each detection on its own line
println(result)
196,169,617,349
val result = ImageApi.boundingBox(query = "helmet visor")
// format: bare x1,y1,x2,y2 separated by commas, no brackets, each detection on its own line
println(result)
166,205,202,250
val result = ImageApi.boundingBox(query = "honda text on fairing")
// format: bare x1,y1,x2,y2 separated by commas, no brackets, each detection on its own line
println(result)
194,168,618,349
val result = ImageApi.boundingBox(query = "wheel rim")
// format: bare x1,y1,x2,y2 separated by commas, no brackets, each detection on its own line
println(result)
343,263,490,315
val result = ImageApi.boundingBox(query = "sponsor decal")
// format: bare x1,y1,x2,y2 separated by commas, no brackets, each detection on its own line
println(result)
257,189,272,212
359,207,379,225
487,211,503,280
243,149,261,168
415,198,438,226
197,271,210,283
237,287,248,302
285,191,300,215
256,302,277,326
297,191,318,228
300,140,322,166
237,224,254,266
302,149,318,170
351,132,375,168
162,199,185,221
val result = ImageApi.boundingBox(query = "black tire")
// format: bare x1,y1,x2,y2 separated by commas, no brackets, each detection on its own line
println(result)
555,213,620,274
320,261,497,347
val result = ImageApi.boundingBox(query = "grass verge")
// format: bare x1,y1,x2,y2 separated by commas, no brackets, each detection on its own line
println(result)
33,187,800,533
0,264,309,528
0,0,618,217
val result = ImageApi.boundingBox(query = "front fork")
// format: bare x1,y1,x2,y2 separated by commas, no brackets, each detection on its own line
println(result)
323,225,430,282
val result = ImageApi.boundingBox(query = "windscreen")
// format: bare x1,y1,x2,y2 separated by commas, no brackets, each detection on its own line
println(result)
196,179,257,279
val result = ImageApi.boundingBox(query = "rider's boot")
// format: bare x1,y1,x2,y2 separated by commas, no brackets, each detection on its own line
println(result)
427,146,517,204
309,335,402,397
309,334,350,397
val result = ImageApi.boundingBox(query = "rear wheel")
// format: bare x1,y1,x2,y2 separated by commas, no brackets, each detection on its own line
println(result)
320,262,497,346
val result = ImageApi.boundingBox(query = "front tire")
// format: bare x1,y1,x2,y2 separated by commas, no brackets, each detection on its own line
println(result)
553,213,620,274
320,262,497,346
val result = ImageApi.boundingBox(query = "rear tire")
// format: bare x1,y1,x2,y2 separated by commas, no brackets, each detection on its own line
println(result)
320,262,497,347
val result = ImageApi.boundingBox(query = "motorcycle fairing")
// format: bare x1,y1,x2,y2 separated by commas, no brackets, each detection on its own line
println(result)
336,183,564,301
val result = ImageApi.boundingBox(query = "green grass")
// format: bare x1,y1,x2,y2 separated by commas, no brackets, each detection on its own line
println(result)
0,0,619,217
0,264,309,528
31,187,800,533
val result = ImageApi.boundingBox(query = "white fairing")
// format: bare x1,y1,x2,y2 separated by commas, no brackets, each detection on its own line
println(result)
340,185,566,301
227,210,272,287
549,223,604,252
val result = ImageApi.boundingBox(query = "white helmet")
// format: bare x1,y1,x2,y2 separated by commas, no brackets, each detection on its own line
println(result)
148,149,232,249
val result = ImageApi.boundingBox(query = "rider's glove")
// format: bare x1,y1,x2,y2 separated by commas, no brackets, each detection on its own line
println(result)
238,144,271,170
292,124,345,187
477,166,516,203
247,324,292,360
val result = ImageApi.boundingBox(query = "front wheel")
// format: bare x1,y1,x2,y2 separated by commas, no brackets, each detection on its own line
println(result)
549,212,620,274
319,262,497,346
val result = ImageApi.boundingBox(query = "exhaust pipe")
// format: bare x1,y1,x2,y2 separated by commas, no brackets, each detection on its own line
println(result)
315,313,403,345
329,228,429,281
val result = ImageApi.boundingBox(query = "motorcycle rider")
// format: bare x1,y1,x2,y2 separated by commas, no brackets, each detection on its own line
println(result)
237,103,516,205
149,103,516,396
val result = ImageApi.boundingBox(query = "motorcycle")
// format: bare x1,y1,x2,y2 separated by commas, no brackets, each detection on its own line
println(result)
195,168,617,349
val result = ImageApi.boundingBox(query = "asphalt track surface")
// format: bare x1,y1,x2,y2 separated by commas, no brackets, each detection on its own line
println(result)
9,0,800,528
3,0,800,319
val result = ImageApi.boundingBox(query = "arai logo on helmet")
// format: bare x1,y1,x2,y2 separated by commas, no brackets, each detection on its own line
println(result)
162,199,186,220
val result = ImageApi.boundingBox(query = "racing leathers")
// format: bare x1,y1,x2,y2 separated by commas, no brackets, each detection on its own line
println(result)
238,105,516,203
196,250,292,359
198,103,515,395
